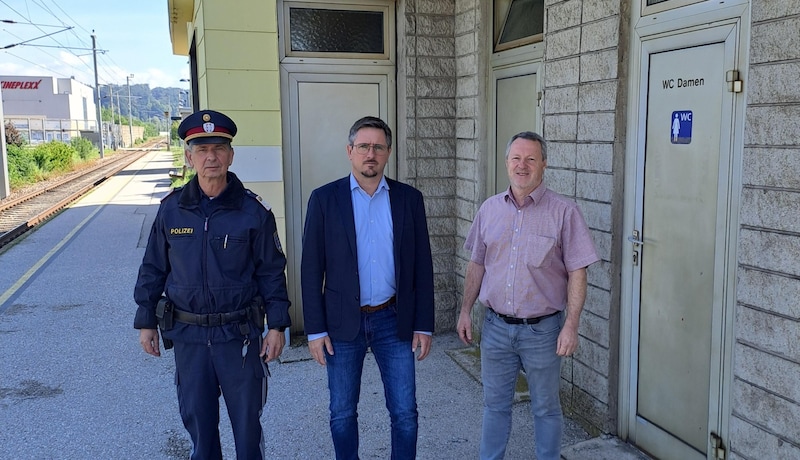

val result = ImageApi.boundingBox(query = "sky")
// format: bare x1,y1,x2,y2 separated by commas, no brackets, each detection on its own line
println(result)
0,0,189,89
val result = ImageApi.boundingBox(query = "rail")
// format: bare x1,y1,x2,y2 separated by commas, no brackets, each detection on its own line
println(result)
0,141,165,249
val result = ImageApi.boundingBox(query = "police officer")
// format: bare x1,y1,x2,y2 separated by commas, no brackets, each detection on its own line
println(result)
134,109,291,460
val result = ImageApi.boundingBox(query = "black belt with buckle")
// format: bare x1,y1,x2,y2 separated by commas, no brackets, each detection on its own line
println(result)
360,295,396,313
173,308,249,326
489,308,560,325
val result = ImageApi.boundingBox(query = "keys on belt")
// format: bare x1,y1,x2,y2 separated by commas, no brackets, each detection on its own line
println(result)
489,308,560,325
360,295,396,313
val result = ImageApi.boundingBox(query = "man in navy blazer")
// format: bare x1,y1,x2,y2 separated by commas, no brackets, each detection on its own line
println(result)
301,116,435,460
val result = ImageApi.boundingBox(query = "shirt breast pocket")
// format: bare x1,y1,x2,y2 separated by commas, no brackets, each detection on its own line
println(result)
210,234,249,271
525,235,556,269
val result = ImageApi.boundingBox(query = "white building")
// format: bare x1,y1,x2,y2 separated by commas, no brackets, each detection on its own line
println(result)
0,75,97,143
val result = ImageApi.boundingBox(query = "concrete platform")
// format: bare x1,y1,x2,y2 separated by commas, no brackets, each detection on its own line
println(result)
562,436,653,459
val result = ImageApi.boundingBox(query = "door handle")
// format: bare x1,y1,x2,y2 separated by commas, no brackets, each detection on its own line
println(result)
627,230,645,246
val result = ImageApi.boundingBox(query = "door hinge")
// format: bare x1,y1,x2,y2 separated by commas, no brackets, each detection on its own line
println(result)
726,70,743,93
710,432,726,460
537,91,543,107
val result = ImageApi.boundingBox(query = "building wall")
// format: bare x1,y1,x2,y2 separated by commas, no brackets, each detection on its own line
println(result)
730,2,800,457
187,0,287,252
0,76,96,129
400,0,461,333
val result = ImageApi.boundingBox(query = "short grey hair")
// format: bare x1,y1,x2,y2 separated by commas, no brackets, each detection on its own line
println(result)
505,131,547,161
348,116,393,148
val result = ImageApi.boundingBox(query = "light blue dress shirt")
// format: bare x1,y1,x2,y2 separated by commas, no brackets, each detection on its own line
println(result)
351,174,397,306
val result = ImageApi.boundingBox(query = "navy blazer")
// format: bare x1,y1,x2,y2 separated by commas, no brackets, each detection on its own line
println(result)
301,176,435,342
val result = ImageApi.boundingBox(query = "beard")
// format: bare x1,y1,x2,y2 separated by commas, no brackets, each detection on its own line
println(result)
359,163,380,178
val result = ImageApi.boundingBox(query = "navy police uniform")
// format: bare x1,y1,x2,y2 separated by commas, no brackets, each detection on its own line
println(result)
134,110,290,460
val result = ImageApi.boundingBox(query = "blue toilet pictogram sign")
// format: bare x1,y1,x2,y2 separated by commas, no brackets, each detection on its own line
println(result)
671,110,692,144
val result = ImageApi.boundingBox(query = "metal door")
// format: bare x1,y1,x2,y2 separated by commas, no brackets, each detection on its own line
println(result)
281,71,394,330
627,24,740,459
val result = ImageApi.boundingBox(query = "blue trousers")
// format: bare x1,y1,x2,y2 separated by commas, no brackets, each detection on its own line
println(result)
325,305,418,460
173,338,268,460
479,308,564,460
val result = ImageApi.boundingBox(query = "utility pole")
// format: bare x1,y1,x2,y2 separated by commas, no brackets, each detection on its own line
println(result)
126,74,134,147
108,85,116,150
116,91,121,134
91,33,104,158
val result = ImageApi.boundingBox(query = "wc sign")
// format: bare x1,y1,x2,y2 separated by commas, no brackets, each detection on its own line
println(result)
671,110,693,144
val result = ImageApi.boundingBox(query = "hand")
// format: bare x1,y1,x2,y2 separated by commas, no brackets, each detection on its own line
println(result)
412,333,432,361
260,329,286,362
556,323,579,357
139,329,161,357
456,311,473,345
308,336,333,366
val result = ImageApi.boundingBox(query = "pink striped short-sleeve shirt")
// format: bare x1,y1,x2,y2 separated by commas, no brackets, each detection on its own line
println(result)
464,183,599,318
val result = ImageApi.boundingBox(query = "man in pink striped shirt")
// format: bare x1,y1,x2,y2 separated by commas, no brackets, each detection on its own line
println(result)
457,131,599,460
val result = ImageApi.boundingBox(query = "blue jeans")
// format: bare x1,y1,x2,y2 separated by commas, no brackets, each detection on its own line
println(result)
325,305,418,460
479,308,563,460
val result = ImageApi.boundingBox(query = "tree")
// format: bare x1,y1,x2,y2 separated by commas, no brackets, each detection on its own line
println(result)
4,121,26,147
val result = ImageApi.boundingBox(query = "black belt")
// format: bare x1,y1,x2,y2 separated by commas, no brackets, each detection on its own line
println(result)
489,308,560,325
173,308,249,327
360,295,396,313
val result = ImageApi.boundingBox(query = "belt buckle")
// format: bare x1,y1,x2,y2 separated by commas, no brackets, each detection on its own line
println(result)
207,313,223,326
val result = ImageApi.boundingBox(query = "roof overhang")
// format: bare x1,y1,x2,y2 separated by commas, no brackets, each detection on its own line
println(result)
167,0,194,55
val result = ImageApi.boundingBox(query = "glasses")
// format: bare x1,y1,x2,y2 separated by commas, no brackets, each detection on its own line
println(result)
351,143,389,155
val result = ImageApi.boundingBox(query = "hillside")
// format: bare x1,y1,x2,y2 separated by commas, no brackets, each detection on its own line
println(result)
98,84,190,127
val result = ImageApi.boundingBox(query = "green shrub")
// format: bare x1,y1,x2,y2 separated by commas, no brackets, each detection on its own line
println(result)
32,141,75,173
7,144,40,187
70,137,98,160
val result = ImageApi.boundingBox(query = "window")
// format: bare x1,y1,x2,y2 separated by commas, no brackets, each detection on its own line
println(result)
282,2,391,60
642,0,706,15
290,8,383,53
495,0,544,52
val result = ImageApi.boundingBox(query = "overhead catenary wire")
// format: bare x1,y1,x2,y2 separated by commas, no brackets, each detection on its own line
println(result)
0,0,113,86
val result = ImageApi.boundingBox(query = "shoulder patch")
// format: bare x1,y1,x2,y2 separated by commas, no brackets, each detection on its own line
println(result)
273,230,284,255
245,189,272,211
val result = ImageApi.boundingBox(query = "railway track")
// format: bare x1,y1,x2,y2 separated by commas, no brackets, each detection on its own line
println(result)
0,142,164,249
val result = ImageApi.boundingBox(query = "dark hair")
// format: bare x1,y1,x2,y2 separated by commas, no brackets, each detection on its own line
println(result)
505,131,547,161
348,116,392,148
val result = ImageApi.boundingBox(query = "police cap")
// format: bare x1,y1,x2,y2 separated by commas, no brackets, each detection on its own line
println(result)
178,110,237,145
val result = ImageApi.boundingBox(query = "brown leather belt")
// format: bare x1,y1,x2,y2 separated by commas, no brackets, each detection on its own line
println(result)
360,295,396,313
489,308,560,325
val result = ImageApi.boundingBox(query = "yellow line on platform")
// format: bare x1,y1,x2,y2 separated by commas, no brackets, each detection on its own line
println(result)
0,151,158,309
0,205,103,307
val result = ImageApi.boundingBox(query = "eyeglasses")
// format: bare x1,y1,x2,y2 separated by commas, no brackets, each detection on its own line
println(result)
351,143,389,155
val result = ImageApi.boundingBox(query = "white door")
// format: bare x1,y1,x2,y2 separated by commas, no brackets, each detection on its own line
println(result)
492,62,540,194
626,23,741,459
281,70,394,330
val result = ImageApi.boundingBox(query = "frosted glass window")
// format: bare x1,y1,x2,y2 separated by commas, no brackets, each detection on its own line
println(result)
289,8,384,54
497,0,543,48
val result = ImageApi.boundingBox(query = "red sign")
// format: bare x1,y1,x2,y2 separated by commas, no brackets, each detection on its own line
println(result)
1,79,43,90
